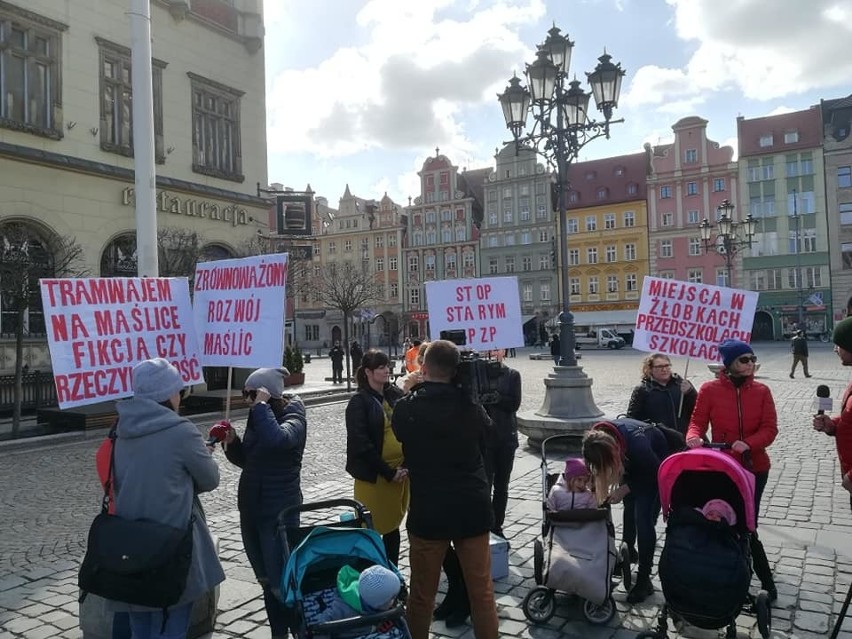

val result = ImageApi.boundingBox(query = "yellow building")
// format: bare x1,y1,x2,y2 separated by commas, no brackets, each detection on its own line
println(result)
562,151,650,332
0,0,269,372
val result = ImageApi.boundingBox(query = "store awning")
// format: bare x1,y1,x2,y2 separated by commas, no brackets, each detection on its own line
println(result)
522,315,539,325
546,309,638,328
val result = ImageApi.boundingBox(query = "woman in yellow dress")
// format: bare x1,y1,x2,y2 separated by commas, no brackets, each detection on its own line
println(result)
345,349,409,565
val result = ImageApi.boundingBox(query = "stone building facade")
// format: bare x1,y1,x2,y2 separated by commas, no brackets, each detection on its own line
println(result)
0,0,269,372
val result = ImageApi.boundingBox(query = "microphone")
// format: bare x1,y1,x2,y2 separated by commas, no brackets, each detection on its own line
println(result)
815,385,832,415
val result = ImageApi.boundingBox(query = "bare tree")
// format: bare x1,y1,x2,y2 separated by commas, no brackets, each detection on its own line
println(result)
158,226,206,279
0,222,86,437
311,262,383,390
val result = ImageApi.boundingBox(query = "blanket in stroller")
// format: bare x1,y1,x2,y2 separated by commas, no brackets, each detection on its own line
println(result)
659,509,750,629
543,513,614,605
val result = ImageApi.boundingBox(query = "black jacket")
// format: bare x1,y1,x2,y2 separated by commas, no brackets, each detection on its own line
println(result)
484,364,522,449
345,384,405,483
224,397,307,525
626,374,696,435
392,382,493,540
330,346,344,368
791,335,809,357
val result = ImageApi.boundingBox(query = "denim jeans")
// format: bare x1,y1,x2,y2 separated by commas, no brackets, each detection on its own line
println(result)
407,532,498,639
127,602,192,639
241,514,293,636
629,485,661,581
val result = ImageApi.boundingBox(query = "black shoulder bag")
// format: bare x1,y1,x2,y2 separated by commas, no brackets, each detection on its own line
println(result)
78,427,194,619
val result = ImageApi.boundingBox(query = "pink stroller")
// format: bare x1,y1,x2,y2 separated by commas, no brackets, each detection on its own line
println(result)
636,446,771,639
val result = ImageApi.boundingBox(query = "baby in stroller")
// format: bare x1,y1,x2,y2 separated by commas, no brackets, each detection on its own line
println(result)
546,458,597,511
523,438,630,626
636,448,771,639
314,565,401,625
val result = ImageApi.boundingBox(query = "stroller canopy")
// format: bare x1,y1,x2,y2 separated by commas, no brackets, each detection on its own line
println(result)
280,526,402,606
658,449,756,532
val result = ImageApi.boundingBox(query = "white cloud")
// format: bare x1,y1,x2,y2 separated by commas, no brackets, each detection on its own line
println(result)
623,0,852,108
266,0,546,159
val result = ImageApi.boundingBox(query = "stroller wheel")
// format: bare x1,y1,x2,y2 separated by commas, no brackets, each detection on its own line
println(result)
522,586,556,624
725,624,737,639
582,596,616,625
755,590,772,638
618,543,632,591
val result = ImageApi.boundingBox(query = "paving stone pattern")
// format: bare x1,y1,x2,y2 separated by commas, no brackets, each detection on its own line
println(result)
1,343,851,638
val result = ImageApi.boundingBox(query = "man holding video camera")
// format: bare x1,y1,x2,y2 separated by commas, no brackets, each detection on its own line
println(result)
392,339,499,639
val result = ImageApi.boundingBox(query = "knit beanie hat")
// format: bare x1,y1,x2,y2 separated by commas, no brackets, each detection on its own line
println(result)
717,339,754,369
358,565,400,612
833,317,852,352
132,358,184,402
244,367,289,398
698,499,737,526
564,458,589,480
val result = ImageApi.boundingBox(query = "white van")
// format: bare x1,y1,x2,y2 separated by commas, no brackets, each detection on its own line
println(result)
575,327,626,350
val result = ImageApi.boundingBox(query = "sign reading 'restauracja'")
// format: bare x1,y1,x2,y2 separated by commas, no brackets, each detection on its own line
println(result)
39,278,204,409
632,276,758,363
193,253,288,368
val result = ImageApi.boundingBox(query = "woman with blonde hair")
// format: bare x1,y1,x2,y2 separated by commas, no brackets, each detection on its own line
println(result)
582,418,670,605
627,353,696,435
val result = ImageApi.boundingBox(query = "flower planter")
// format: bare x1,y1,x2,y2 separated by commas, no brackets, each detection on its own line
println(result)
284,372,305,387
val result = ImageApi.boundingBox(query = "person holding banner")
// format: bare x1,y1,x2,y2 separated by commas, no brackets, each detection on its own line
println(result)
345,349,408,565
627,354,697,436
686,339,778,602
218,367,307,638
111,358,224,638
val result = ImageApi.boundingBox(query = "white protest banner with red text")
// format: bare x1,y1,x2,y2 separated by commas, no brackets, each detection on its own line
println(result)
193,253,288,368
632,276,758,363
426,277,523,351
39,278,203,409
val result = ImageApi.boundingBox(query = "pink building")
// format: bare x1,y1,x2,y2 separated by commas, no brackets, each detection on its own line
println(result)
646,117,739,286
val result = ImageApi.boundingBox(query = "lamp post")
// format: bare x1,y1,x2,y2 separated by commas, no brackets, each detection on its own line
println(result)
497,25,625,448
698,199,758,287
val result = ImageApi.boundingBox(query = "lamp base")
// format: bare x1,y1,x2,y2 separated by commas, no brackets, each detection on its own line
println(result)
516,364,604,451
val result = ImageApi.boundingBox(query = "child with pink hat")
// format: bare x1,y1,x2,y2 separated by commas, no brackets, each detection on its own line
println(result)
546,458,598,511
696,499,737,526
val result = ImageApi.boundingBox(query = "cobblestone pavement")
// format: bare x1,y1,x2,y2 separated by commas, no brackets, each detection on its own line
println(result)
1,343,851,638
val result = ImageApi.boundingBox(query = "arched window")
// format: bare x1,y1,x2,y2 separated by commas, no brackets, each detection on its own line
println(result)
100,233,138,277
201,243,234,261
0,223,55,337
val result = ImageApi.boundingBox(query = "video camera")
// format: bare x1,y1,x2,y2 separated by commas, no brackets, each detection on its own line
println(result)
439,329,503,405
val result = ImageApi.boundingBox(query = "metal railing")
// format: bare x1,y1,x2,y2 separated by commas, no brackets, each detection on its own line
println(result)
0,370,57,413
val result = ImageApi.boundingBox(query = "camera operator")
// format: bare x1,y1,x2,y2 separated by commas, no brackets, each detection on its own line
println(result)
484,349,521,538
392,340,499,639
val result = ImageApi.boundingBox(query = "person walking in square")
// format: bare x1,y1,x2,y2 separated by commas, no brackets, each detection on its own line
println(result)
329,341,344,384
790,329,811,379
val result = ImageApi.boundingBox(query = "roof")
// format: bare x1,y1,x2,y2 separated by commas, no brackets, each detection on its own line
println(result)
566,151,649,209
737,107,822,157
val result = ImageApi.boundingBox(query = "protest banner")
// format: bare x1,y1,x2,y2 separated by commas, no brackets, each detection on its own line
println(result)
193,253,288,368
39,277,203,409
426,276,524,351
632,276,759,363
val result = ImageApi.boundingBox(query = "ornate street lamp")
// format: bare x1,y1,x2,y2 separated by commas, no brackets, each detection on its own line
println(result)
497,25,625,448
699,199,758,287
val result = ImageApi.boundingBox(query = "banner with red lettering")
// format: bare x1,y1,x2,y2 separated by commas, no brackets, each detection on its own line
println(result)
425,277,523,351
39,278,204,409
633,276,758,363
193,253,288,368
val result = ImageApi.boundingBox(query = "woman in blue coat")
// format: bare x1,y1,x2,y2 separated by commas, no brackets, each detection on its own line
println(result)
220,368,307,639
582,418,670,605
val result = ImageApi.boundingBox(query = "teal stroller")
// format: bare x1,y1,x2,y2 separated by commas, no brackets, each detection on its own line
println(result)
278,498,411,639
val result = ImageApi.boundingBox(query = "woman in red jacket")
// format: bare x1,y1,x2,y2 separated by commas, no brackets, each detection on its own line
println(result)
686,339,778,602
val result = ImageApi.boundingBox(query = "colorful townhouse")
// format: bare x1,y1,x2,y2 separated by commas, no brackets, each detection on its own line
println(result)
646,117,739,289
737,107,830,340
561,150,650,336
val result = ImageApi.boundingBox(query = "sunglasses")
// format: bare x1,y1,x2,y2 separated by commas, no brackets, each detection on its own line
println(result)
242,389,258,401
737,355,758,364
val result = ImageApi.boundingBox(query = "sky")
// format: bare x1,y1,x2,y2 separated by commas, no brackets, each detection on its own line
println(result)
261,0,852,207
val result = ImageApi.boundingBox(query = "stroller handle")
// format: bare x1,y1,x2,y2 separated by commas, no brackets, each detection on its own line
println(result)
700,442,753,469
277,498,373,528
